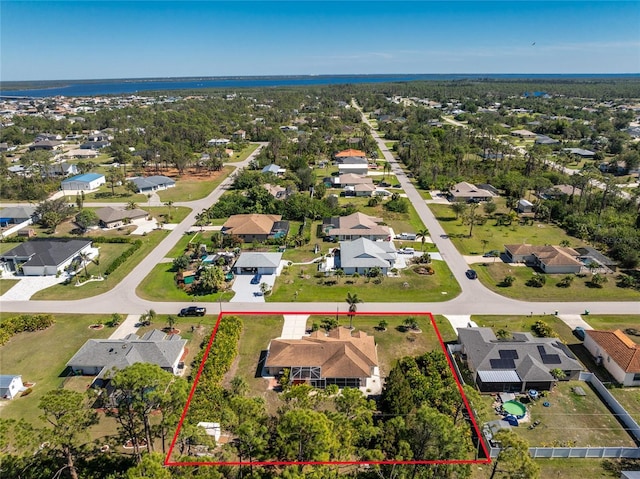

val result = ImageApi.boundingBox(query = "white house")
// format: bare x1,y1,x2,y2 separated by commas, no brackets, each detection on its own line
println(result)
61,173,106,191
0,239,93,276
0,375,24,400
233,252,283,275
584,330,640,386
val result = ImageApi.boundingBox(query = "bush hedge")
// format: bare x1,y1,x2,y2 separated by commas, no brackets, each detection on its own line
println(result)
0,314,55,345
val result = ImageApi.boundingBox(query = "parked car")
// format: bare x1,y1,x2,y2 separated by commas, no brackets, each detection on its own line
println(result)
573,327,586,341
465,269,478,279
483,250,500,258
250,274,262,284
399,247,415,254
254,291,264,296
179,306,206,317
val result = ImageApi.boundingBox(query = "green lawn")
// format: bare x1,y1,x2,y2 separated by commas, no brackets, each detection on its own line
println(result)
473,315,577,344
471,459,614,479
136,263,234,302
156,166,234,202
609,388,640,423
0,314,113,425
31,230,169,300
429,203,585,255
474,262,640,302
582,315,640,343
146,205,191,224
269,260,460,302
0,242,20,254
0,279,20,294
82,185,147,203
478,381,635,447
227,143,260,163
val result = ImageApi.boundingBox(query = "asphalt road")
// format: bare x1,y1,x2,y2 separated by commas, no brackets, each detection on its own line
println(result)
1,129,638,317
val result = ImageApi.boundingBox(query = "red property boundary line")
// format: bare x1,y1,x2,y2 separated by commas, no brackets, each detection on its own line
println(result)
165,310,491,467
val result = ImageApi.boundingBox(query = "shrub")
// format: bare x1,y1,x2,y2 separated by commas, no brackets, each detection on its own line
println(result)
104,240,142,275
526,274,546,288
532,320,556,338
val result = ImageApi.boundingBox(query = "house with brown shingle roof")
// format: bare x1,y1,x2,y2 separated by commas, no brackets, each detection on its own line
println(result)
221,214,288,242
448,182,495,203
584,330,640,386
504,244,582,274
95,206,148,229
322,212,391,241
265,327,379,389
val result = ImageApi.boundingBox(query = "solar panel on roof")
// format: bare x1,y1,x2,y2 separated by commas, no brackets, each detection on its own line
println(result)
490,358,516,369
499,349,519,359
541,354,561,364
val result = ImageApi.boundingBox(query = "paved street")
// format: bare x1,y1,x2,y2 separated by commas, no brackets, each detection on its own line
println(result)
1,135,638,322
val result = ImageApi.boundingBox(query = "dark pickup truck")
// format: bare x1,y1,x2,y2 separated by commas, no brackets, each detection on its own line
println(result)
179,306,207,317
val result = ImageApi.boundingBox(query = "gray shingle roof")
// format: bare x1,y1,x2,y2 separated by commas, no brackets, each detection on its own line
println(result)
458,327,582,384
0,239,91,268
128,175,175,190
339,237,396,269
66,330,186,378
0,206,37,220
234,252,283,269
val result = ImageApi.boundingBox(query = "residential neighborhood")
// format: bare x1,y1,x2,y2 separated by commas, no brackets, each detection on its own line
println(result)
1,78,640,478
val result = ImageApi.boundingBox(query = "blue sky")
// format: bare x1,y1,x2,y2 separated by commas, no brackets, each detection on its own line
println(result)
1,1,639,81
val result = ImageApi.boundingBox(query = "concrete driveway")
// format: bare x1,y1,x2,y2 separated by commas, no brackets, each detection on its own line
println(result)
230,273,277,303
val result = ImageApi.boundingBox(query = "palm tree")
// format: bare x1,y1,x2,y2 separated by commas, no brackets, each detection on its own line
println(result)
167,315,176,333
78,251,91,279
416,228,429,251
126,200,138,210
164,201,174,221
383,161,391,180
345,292,363,330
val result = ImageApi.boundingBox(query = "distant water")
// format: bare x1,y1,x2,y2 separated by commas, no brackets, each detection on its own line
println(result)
1,74,639,98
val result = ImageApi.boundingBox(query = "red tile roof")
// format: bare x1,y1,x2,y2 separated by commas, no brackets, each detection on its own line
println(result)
586,329,640,373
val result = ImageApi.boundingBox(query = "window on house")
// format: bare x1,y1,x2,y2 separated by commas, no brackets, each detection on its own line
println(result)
633,373,640,382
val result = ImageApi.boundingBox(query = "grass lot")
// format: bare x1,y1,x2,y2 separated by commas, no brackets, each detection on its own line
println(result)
474,262,640,302
156,166,234,202
31,230,169,300
83,185,147,203
136,263,233,302
269,260,460,302
0,279,20,294
473,315,576,344
471,458,614,479
146,205,191,224
583,315,640,343
227,143,260,163
609,388,640,423
0,314,112,425
478,381,635,447
429,203,585,255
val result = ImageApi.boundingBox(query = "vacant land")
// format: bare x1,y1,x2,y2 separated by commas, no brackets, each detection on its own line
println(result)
156,165,234,202
609,388,640,423
269,260,461,302
471,458,613,479
429,203,585,255
478,381,635,447
475,262,640,302
0,314,112,425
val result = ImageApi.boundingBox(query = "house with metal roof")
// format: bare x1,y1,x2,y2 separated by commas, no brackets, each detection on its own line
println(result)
0,239,92,276
261,164,286,175
584,330,640,386
563,147,596,158
265,327,379,389
457,327,582,392
338,237,397,275
127,175,176,193
66,330,187,385
61,173,106,191
233,252,283,275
